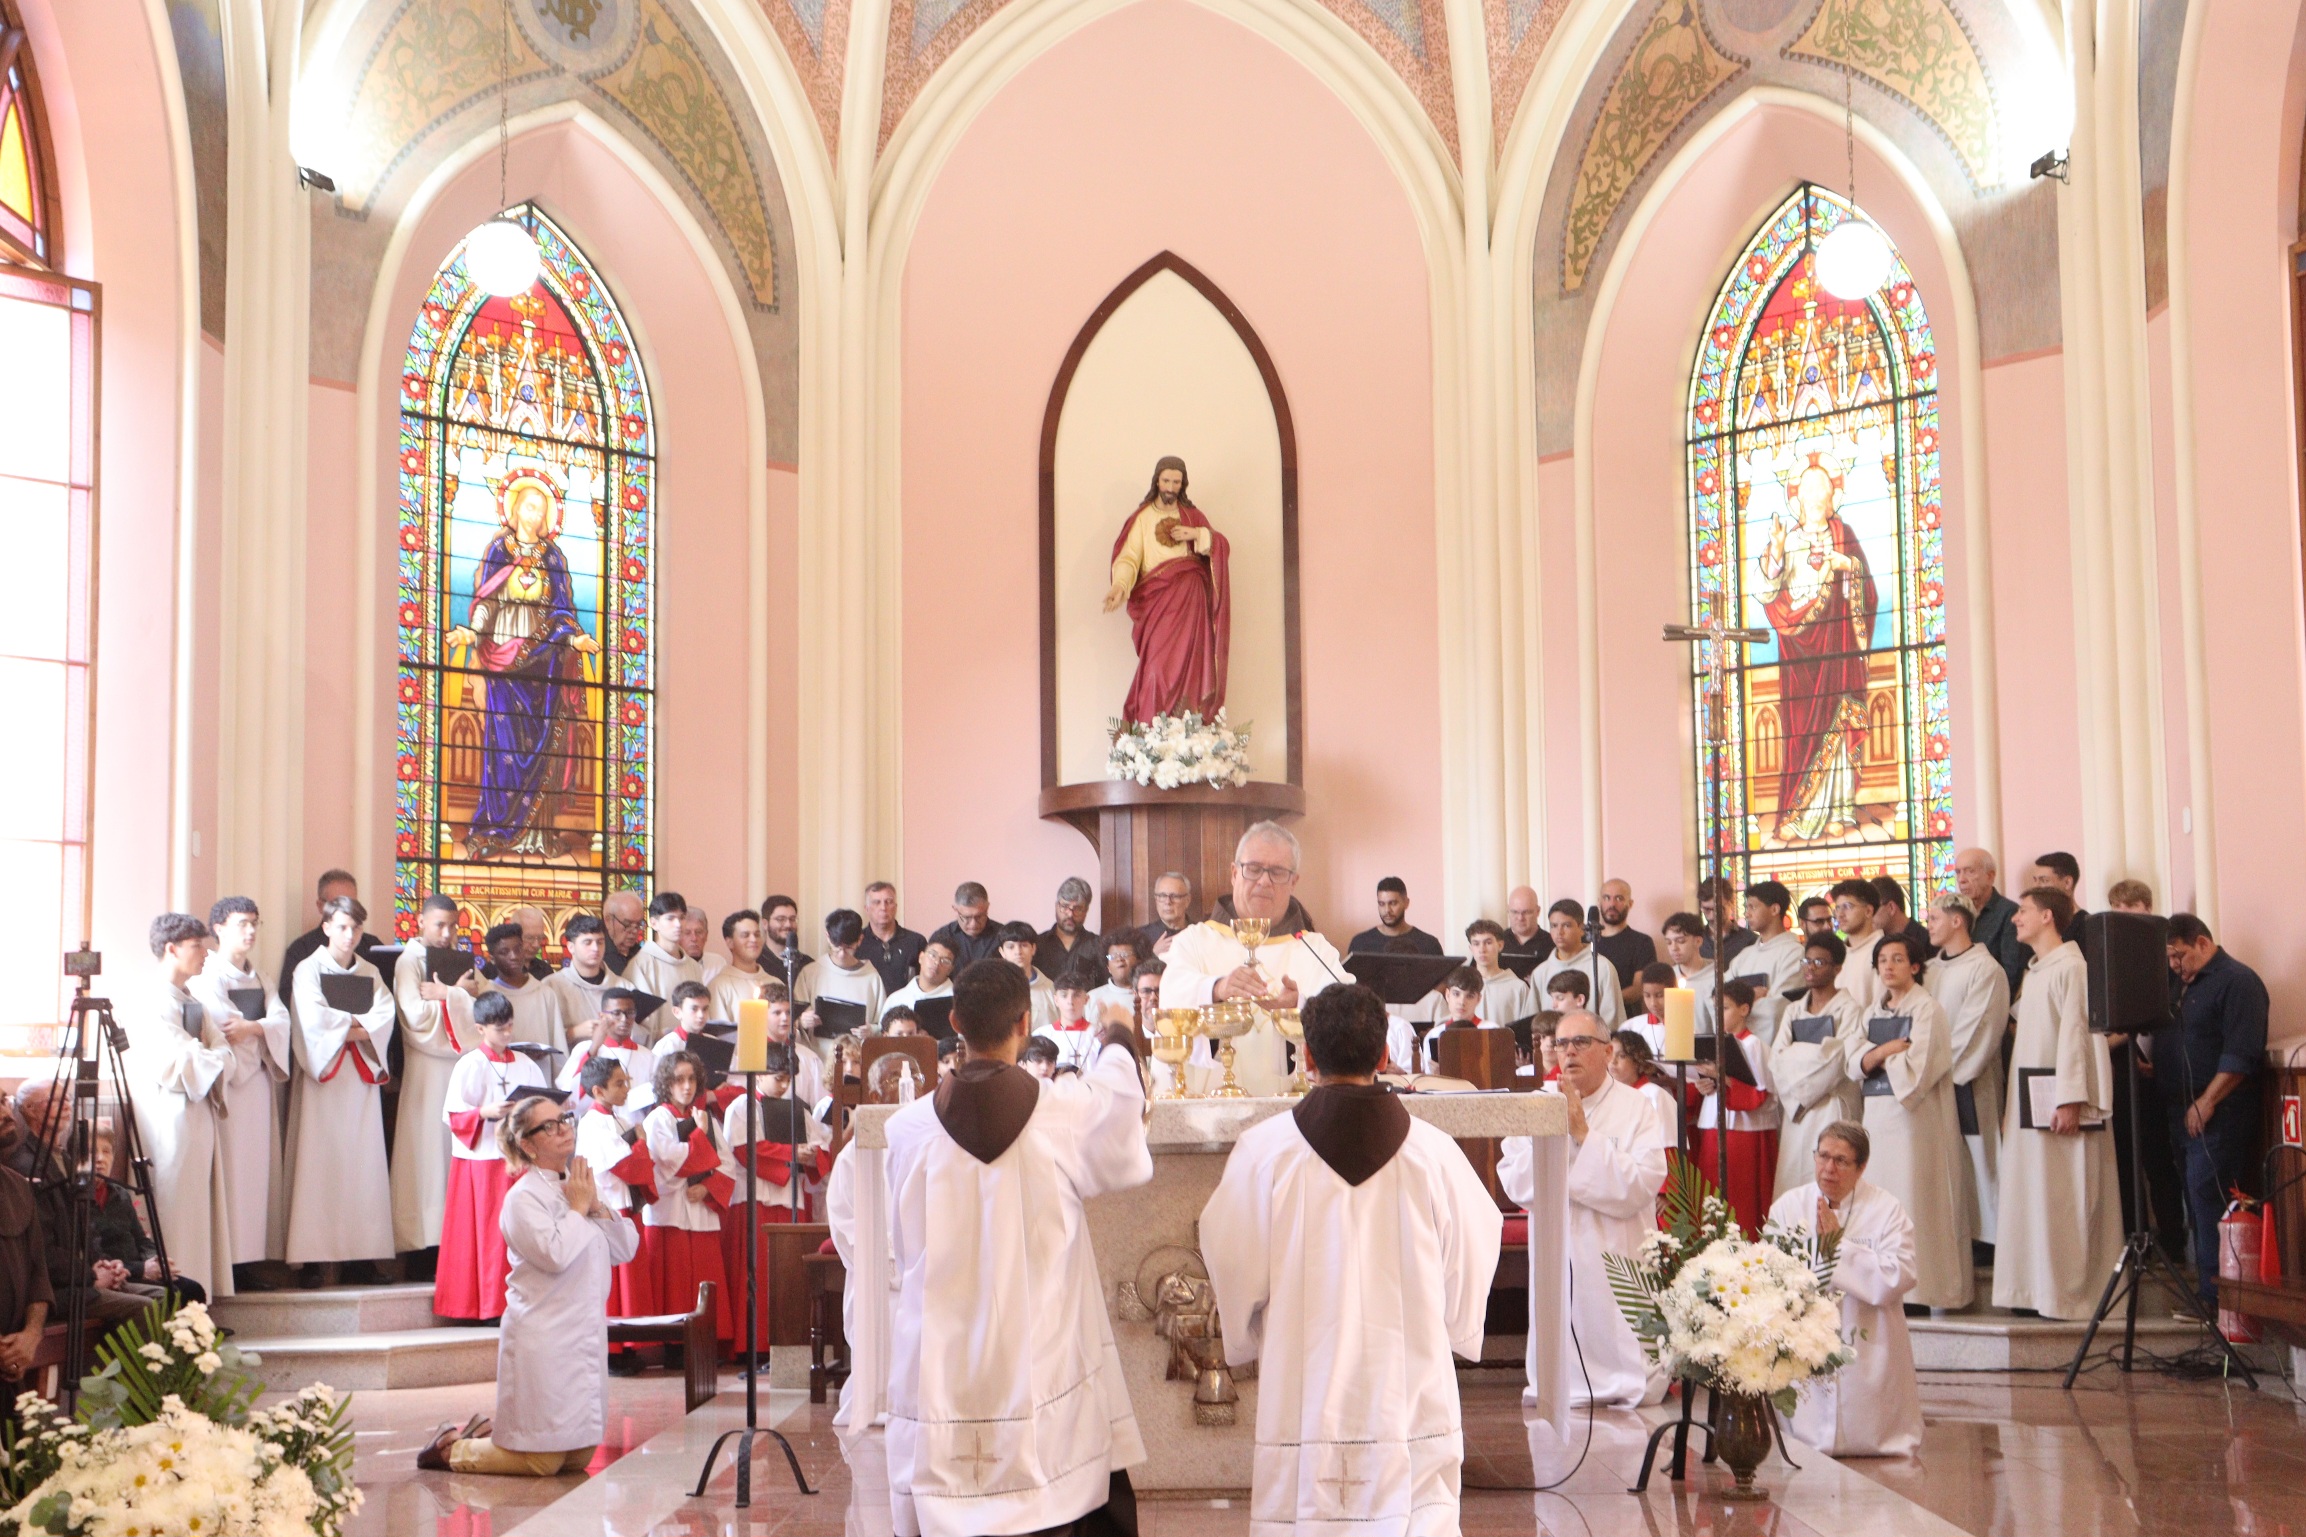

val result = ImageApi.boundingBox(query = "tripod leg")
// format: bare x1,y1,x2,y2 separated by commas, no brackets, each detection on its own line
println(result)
2062,1242,2136,1389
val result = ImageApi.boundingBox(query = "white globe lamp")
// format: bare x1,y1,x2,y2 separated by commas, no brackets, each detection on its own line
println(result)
1815,217,1892,302
466,217,540,298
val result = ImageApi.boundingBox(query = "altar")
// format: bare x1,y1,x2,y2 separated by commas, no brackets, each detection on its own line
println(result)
839,1092,1573,1496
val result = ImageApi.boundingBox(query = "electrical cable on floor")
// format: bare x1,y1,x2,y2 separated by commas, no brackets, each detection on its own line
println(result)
1463,1257,1596,1493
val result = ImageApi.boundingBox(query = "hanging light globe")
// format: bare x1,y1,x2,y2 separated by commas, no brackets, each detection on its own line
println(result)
1814,217,1892,301
465,216,541,298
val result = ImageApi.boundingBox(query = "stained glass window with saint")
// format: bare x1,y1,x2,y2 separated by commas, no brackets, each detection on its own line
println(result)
1685,184,1951,903
394,207,654,950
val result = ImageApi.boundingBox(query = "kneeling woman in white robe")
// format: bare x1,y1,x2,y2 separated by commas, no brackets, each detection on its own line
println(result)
420,1088,640,1476
1201,983,1502,1537
1766,1119,1921,1457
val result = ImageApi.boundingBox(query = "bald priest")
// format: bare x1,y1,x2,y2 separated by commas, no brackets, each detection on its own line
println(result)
1160,821,1349,1096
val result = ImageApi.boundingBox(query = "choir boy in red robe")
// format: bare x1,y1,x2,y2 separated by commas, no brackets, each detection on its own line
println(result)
435,993,546,1319
638,1049,736,1342
575,1051,658,1372
1688,979,1780,1235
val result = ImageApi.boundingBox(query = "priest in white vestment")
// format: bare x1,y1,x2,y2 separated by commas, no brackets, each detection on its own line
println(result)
1201,983,1502,1537
875,959,1152,1537
1767,933,1866,1210
192,898,293,1268
1160,822,1345,1096
420,1089,641,1476
1993,891,2122,1318
124,914,237,1297
1845,934,1970,1308
1767,1121,1921,1457
392,895,481,1253
1923,894,2012,1246
284,897,398,1266
1502,1010,1667,1409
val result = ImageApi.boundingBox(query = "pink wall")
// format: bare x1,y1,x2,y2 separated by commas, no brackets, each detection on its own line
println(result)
347,119,795,942
15,0,191,969
897,0,1441,937
1579,104,1991,924
2178,0,2306,1025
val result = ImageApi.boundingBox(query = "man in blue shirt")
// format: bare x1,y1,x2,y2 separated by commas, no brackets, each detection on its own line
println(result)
2158,913,2268,1310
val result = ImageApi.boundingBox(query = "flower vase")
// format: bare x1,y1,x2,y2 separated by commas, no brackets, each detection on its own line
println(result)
1713,1390,1774,1502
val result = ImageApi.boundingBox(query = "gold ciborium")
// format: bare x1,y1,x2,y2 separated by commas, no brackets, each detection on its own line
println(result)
1270,1007,1306,1095
1198,1000,1255,1099
1151,1008,1199,1099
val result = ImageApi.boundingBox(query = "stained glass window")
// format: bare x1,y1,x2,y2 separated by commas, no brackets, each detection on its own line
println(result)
0,4,55,266
394,207,654,951
1685,184,1951,904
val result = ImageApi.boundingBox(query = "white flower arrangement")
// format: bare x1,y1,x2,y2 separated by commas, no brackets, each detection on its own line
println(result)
0,1302,360,1537
1605,1165,1854,1411
1106,710,1253,790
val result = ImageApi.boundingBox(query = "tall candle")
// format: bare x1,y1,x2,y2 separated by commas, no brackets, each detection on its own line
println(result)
735,997,770,1073
1662,988,1697,1063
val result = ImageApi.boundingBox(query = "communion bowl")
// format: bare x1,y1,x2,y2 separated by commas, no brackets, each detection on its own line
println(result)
1198,1001,1255,1040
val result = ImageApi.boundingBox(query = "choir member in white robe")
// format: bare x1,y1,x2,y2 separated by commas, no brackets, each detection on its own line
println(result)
391,896,482,1254
557,989,658,1107
1527,903,1623,1029
1767,1121,1921,1457
800,911,891,1056
572,1051,658,1326
876,959,1151,1537
1845,934,1970,1308
482,921,568,1057
622,894,706,1036
1157,822,1345,1097
1724,884,1807,1044
434,995,548,1321
1923,894,2012,1246
284,897,397,1266
885,939,957,1018
547,914,621,1045
1662,915,1721,1036
1993,893,2121,1318
1200,983,1502,1537
124,914,237,1297
420,1089,640,1477
720,1049,831,1342
193,898,293,1268
1502,1010,1668,1409
1831,880,1885,1015
681,908,726,983
1769,933,1867,1209
710,910,776,1023
1086,935,1142,1027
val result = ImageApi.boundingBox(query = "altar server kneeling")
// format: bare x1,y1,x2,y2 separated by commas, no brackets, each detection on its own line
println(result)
1766,1120,1922,1457
874,958,1152,1537
419,1087,639,1476
1200,982,1503,1537
434,993,547,1321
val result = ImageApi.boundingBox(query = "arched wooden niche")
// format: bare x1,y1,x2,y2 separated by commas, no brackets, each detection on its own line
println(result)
1038,251,1302,791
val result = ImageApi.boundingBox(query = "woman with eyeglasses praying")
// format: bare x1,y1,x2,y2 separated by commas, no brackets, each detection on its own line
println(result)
419,1086,638,1476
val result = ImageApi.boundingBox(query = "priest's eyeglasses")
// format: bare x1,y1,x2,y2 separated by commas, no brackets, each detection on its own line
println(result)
1554,1035,1609,1053
1235,861,1297,886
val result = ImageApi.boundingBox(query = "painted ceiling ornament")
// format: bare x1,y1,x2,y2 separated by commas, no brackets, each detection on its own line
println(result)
520,0,645,72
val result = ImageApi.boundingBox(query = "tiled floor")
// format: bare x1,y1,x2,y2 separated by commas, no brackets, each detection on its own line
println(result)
333,1363,2306,1537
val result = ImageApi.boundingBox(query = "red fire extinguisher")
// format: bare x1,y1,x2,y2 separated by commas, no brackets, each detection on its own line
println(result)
2221,1196,2262,1344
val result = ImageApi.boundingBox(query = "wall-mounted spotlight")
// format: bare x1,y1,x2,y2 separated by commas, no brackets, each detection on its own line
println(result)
297,166,338,194
2029,150,2069,185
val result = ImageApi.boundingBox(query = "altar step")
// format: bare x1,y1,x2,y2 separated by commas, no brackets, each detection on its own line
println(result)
1908,1312,2210,1370
209,1283,503,1393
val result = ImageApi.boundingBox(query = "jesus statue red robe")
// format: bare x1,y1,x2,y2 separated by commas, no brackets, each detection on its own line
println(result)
1105,456,1231,725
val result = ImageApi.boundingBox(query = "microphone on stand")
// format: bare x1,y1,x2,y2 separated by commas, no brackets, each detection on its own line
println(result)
1587,904,1608,1025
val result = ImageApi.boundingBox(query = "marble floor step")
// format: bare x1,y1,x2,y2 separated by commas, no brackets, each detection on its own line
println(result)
208,1282,445,1340
1909,1312,2209,1371
230,1327,501,1393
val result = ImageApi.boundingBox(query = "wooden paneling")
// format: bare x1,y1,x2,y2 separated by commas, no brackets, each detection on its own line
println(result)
1040,781,1303,931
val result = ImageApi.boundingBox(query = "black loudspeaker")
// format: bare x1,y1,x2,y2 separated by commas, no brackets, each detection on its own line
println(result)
2078,910,2172,1035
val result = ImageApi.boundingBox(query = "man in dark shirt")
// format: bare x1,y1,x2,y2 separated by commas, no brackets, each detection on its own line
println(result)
2159,914,2268,1310
1696,877,1755,967
602,888,648,975
0,1106,51,1404
929,882,1006,969
857,880,927,992
1033,878,1102,982
1133,872,1197,959
277,868,391,998
1591,878,1657,993
1955,847,2025,995
1504,887,1546,958
1347,878,1442,955
759,894,818,992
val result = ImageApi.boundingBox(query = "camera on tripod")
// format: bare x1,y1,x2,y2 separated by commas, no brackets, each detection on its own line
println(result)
62,947,100,981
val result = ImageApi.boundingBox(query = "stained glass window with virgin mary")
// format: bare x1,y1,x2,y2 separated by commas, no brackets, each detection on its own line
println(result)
1685,184,1952,902
394,206,654,950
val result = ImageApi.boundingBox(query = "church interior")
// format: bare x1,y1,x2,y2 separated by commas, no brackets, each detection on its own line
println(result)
4,0,2306,1531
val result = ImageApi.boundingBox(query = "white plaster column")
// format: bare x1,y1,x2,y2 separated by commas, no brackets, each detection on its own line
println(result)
2053,0,2168,904
214,0,312,967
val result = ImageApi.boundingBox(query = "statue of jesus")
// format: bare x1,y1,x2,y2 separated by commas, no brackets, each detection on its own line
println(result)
1102,455,1231,725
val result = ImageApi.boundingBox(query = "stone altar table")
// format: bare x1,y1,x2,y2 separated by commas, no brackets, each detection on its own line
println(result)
838,1091,1572,1496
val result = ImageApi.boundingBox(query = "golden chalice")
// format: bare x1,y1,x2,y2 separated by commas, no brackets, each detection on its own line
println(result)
1230,916,1271,950
1198,1000,1255,1099
1151,1008,1199,1099
1270,1007,1306,1095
